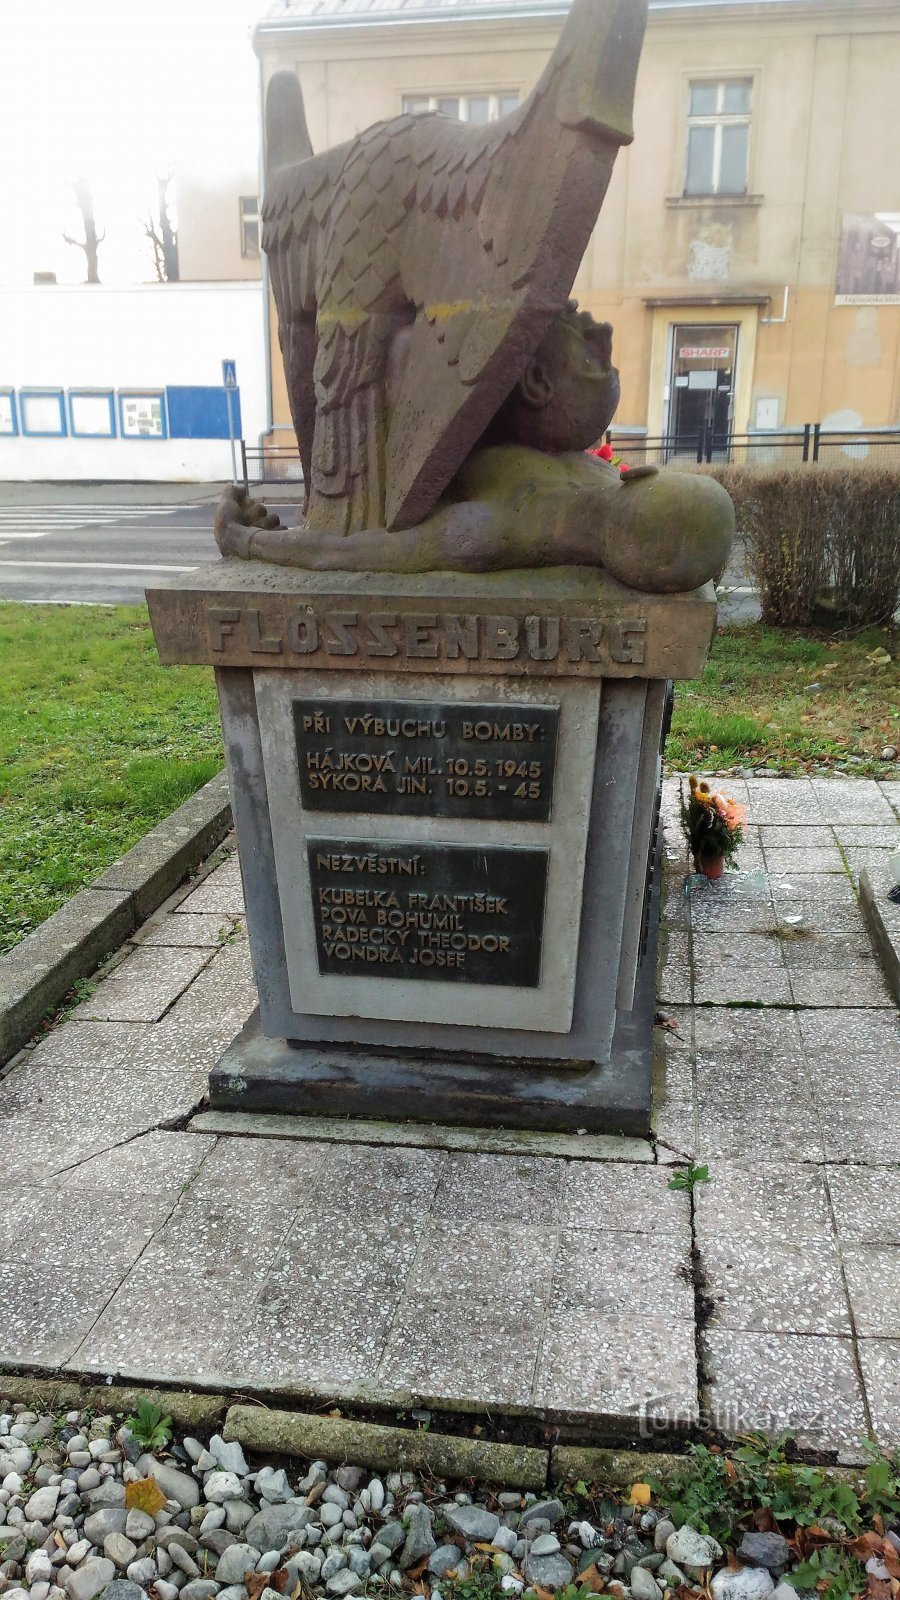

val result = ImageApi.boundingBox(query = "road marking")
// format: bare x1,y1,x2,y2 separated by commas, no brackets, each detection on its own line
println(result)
0,560,194,572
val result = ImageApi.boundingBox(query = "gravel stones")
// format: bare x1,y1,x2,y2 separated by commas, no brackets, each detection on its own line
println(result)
102,1535,137,1571
84,1511,128,1544
631,1567,663,1600
654,1518,676,1552
736,1533,791,1573
666,1527,724,1574
443,1505,499,1543
491,1527,518,1554
207,1437,249,1477
244,1502,310,1551
528,1535,560,1556
256,1468,292,1504
24,1488,60,1523
65,1558,116,1600
400,1505,435,1568
124,1511,155,1543
377,1522,405,1554
711,1566,776,1600
135,1459,199,1510
524,1551,575,1589
520,1499,565,1528
215,1543,261,1585
204,1471,244,1504
97,1584,145,1600
428,1545,463,1577
325,1573,361,1596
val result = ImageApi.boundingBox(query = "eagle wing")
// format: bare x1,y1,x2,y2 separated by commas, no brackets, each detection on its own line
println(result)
264,121,414,533
382,81,615,530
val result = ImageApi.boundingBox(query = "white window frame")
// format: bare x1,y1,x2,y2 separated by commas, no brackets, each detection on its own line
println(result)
401,92,519,123
684,78,752,197
240,195,260,259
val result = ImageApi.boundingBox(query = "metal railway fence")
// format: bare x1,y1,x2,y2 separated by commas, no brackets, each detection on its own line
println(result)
239,425,900,490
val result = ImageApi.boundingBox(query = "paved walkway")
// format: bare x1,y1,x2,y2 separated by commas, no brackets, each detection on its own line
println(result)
0,777,897,1459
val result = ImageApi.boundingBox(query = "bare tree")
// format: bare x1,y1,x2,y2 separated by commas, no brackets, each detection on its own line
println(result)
63,175,104,283
143,171,179,282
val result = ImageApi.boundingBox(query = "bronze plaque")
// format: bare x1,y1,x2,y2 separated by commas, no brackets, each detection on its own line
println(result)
294,698,558,821
307,838,548,986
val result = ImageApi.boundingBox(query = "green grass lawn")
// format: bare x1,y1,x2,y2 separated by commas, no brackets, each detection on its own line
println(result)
667,622,899,775
0,605,897,957
0,603,222,955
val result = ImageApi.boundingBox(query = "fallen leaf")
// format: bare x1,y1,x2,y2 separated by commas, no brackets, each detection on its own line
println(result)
629,1482,651,1506
578,1564,608,1591
305,1481,326,1507
124,1477,167,1517
406,1558,431,1582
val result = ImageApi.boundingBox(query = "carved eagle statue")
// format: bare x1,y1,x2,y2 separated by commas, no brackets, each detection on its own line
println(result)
262,0,647,536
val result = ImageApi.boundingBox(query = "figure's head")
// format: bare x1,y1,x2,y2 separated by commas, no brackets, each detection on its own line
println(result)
496,303,621,453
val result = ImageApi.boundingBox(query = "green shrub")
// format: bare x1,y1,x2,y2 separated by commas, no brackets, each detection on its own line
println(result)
700,463,900,627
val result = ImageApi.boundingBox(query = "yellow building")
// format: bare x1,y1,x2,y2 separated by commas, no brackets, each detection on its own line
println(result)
253,0,900,454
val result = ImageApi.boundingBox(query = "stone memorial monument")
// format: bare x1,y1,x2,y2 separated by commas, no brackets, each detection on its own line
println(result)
148,0,733,1133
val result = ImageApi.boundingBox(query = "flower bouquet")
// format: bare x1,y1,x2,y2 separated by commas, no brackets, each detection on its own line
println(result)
680,775,745,879
586,440,631,476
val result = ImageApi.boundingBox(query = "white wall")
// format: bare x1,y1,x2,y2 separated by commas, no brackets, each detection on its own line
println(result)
0,282,268,482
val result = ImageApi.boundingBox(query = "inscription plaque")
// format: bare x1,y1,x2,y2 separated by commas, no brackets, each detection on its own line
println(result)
294,698,559,821
307,839,548,986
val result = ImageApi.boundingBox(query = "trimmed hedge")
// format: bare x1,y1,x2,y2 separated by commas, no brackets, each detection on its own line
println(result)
700,463,900,626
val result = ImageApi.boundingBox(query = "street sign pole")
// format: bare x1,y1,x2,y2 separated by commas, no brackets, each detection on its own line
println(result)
222,360,238,486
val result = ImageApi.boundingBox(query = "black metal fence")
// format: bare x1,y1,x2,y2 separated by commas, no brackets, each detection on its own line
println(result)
239,424,900,490
239,441,305,493
608,423,900,469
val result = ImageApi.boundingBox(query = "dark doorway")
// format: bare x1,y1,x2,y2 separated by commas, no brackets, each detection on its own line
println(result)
667,322,738,458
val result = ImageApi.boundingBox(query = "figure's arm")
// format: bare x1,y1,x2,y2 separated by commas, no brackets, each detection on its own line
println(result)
214,485,503,573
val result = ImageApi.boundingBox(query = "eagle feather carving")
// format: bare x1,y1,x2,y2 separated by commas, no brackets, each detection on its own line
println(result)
262,0,647,535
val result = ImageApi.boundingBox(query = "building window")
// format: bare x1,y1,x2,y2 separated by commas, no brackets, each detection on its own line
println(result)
240,195,260,258
402,92,519,124
684,79,752,196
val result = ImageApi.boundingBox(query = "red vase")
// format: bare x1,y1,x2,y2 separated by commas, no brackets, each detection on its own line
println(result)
695,852,725,880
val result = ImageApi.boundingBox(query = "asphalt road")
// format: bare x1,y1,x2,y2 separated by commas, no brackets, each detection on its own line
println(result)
0,484,759,620
0,490,301,606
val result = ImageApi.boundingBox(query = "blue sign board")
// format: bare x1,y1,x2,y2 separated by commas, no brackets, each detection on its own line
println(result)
222,359,237,390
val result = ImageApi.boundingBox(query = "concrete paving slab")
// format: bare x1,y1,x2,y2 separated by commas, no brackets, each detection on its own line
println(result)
0,1185,174,1271
764,845,846,874
551,1229,694,1321
858,1340,900,1446
827,1166,900,1243
184,1132,328,1204
812,777,896,824
0,1259,123,1367
701,1329,869,1453
176,854,246,916
73,1261,262,1383
0,776,895,1453
73,944,212,1022
659,931,691,1004
431,1150,564,1224
700,1235,852,1336
53,1129,216,1195
842,1245,900,1337
788,964,894,1007
559,1162,689,1234
138,912,238,947
534,1311,698,1426
694,1161,833,1243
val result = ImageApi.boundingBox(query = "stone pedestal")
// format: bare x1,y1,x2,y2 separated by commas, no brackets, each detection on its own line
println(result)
148,560,716,1134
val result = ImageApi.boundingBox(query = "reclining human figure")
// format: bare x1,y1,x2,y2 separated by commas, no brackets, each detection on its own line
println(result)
215,305,733,595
